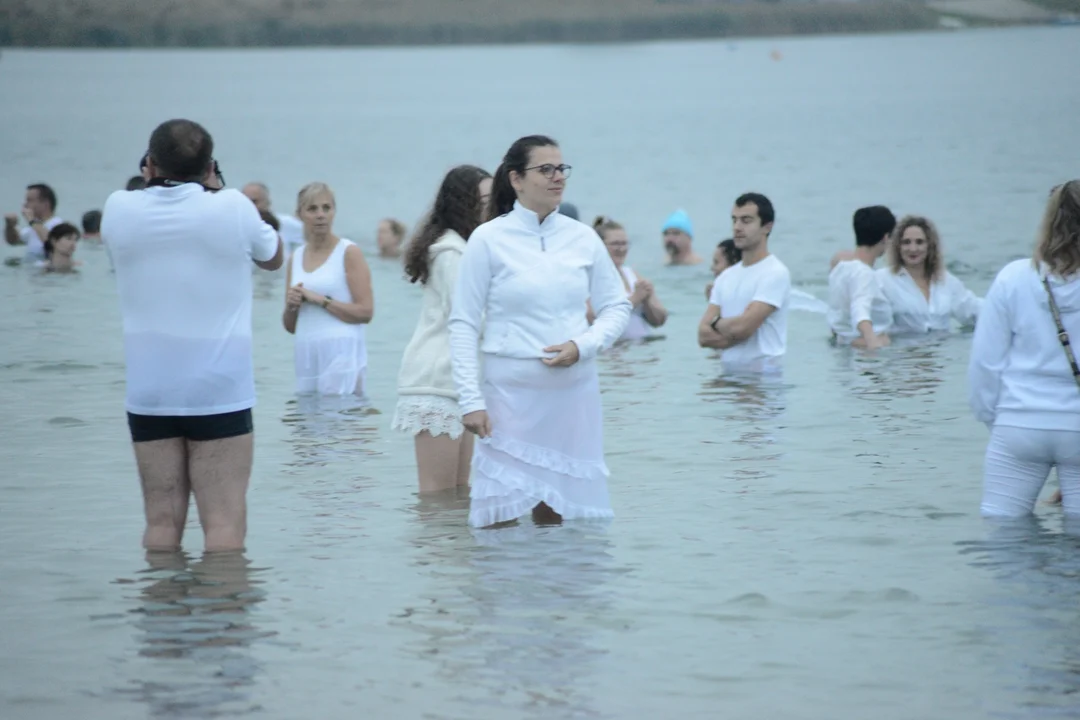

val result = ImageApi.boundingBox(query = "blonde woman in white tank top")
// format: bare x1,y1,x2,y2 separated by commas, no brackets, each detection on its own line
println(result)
282,182,374,397
590,216,667,341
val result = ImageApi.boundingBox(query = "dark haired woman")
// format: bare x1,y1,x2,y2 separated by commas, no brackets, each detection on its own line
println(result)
393,165,493,494
448,135,631,528
42,222,82,272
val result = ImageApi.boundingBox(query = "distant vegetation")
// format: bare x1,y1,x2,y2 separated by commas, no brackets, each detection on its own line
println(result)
1,0,950,47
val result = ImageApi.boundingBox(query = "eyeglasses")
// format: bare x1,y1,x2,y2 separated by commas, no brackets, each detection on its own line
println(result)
525,164,572,180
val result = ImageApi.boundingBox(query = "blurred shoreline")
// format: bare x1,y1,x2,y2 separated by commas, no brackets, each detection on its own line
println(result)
4,0,1076,49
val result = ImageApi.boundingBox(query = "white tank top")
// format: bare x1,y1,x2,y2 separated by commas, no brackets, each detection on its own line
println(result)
291,238,364,341
620,265,652,341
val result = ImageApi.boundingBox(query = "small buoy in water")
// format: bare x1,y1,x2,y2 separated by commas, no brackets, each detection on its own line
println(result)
770,49,783,61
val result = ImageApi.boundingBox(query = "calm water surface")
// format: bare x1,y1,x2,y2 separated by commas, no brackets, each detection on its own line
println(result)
2,26,1080,720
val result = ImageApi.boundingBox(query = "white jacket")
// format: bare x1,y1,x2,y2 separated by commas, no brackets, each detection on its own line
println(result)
968,259,1080,431
448,202,632,415
397,230,466,399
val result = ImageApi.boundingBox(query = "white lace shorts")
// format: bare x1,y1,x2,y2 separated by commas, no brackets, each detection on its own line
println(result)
391,394,464,439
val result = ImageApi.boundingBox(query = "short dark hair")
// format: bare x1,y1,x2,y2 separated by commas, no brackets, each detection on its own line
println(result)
27,183,57,211
259,209,280,231
81,210,102,234
853,205,896,247
735,192,774,226
44,222,80,258
148,119,214,182
126,175,147,191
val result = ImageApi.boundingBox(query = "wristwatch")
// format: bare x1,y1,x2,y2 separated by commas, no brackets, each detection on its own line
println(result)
322,296,332,309
710,315,722,331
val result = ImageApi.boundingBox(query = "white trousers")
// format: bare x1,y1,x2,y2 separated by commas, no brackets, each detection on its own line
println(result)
981,425,1080,517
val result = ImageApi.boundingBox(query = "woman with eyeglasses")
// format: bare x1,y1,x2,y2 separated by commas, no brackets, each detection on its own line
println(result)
448,135,632,528
592,216,667,341
969,180,1080,516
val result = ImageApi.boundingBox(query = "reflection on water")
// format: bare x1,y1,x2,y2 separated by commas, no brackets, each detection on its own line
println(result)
958,517,1080,719
395,498,623,719
109,552,273,719
281,394,383,470
698,371,789,477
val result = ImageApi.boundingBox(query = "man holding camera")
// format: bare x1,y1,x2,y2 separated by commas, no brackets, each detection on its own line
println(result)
101,118,283,553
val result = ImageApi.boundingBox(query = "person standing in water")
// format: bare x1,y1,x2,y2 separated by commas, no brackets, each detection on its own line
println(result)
283,182,374,398
876,215,982,334
102,118,283,552
661,209,702,265
42,222,82,272
969,180,1080,516
697,193,791,371
705,238,741,299
826,205,894,349
591,216,667,341
393,165,493,494
448,135,631,528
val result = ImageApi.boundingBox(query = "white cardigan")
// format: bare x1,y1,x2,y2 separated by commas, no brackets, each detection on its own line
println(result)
397,231,467,399
448,202,632,415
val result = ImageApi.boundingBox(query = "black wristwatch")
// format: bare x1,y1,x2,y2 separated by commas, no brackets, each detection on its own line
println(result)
710,315,721,331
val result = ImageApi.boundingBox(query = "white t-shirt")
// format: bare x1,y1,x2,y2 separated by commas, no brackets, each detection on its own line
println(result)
22,216,65,261
827,259,892,340
708,254,791,368
101,185,280,416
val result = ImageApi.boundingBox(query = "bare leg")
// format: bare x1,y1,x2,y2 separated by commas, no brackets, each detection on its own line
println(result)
133,439,191,551
187,433,253,552
416,431,468,494
456,431,474,488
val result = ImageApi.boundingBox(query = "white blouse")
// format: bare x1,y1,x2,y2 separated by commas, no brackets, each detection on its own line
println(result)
448,202,632,415
875,267,982,334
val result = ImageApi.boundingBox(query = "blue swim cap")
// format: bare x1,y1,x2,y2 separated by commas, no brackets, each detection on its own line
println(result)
662,209,693,237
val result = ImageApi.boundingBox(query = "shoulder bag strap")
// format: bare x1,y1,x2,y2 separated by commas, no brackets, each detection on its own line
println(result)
1042,276,1080,390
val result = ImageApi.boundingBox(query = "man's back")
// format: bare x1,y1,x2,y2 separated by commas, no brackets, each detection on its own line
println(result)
827,259,892,339
102,185,279,416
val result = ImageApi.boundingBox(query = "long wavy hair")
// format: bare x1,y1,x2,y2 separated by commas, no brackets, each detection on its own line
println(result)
404,165,491,285
1035,180,1080,277
488,135,558,219
887,215,944,282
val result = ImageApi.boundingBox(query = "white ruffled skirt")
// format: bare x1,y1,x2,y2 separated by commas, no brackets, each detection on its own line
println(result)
469,355,613,528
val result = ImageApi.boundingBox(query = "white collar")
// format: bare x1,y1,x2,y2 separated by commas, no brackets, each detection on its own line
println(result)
510,200,560,232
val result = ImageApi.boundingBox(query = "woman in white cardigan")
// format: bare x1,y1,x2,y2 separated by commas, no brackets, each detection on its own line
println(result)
969,180,1080,516
392,165,493,494
448,135,631,528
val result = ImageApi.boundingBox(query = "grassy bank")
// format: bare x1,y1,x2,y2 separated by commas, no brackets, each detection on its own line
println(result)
2,0,946,48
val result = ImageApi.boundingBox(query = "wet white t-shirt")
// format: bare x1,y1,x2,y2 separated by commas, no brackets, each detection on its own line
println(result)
708,254,791,368
102,185,280,416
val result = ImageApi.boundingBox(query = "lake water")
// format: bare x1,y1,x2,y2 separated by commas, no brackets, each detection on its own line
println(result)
3,25,1080,720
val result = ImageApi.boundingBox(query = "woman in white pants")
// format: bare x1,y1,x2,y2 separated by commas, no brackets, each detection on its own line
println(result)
969,180,1080,516
448,135,632,528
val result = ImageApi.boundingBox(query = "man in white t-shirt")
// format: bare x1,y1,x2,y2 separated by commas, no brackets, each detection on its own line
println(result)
242,181,305,253
698,193,791,370
827,205,894,349
4,183,65,261
102,119,283,553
